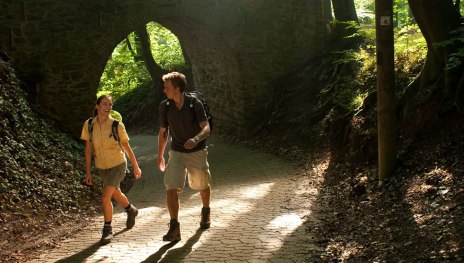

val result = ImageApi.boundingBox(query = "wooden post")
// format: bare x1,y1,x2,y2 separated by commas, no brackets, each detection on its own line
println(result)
375,0,397,183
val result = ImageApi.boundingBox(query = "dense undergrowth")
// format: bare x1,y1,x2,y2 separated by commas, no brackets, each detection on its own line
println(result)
0,58,102,262
256,26,427,165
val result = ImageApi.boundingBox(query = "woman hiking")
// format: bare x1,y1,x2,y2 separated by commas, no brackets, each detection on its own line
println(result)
80,94,142,245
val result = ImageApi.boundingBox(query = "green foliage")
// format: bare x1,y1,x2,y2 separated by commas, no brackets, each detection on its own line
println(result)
98,36,150,99
355,0,374,25
325,22,426,112
147,22,186,71
394,24,427,84
434,27,464,71
110,110,123,121
355,0,374,12
393,0,410,27
355,0,411,27
98,22,185,100
113,81,160,132
0,59,101,222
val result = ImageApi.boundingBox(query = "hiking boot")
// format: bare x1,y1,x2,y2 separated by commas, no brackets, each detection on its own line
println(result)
100,225,113,245
163,219,181,242
126,204,138,229
200,207,211,229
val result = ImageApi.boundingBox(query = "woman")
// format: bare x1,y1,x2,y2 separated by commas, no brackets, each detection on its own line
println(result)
80,95,142,245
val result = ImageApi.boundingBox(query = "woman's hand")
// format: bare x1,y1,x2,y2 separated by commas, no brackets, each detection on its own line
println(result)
85,173,93,186
133,167,142,179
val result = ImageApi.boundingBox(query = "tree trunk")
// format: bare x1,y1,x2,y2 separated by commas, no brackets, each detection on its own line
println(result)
331,0,361,49
134,25,167,86
323,0,333,21
376,0,397,182
332,0,359,22
401,0,463,113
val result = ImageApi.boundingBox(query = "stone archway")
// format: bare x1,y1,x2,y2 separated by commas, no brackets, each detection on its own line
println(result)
1,0,330,136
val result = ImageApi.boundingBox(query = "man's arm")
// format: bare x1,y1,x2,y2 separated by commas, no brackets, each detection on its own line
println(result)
157,127,169,172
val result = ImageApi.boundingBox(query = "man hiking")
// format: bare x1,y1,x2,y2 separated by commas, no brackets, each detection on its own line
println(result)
156,72,212,242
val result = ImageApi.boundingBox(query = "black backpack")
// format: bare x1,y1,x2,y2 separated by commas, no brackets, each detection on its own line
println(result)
165,91,214,133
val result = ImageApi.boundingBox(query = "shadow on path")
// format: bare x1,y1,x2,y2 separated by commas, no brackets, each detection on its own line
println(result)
55,229,130,263
141,229,204,263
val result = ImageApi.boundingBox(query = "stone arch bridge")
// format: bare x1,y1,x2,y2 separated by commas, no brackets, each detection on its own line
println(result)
1,0,331,136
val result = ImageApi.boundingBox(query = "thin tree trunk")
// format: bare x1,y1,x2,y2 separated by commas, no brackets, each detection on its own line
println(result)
376,0,397,182
126,38,139,61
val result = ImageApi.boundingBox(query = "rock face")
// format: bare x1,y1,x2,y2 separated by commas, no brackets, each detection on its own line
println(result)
0,0,331,136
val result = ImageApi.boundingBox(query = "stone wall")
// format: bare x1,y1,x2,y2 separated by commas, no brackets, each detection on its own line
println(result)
0,0,330,136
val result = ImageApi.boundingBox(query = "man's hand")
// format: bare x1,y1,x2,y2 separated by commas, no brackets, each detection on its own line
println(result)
184,137,198,150
157,156,166,172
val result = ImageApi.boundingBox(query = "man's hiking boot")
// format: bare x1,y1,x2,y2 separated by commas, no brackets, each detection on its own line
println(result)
100,225,113,245
126,204,138,229
200,207,211,229
163,219,181,242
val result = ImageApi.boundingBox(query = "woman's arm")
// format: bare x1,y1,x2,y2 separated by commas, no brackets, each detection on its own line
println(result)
122,141,142,179
84,140,93,185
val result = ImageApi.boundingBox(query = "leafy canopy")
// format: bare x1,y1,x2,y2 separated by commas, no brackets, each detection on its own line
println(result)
98,22,185,100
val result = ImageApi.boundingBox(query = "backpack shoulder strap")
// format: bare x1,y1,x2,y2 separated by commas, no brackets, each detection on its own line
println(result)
112,120,120,141
87,117,93,140
186,92,198,121
111,120,126,153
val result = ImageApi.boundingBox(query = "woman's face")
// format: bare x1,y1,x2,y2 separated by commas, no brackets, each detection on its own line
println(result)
96,97,112,117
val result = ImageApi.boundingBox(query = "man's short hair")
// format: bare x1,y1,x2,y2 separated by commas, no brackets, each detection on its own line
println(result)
162,72,187,92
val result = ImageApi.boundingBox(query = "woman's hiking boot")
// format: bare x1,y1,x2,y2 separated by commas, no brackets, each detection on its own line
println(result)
163,219,181,242
200,207,211,229
126,204,138,229
100,225,113,245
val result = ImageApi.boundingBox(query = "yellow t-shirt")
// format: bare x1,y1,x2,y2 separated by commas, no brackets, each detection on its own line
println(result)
80,116,129,170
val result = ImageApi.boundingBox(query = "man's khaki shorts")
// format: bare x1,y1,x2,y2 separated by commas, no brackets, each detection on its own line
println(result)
165,149,211,191
97,162,126,188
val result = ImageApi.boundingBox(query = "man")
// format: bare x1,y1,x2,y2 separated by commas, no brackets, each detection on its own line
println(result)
156,72,212,242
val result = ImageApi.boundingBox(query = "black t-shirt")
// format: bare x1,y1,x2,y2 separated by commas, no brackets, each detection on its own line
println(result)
159,94,207,153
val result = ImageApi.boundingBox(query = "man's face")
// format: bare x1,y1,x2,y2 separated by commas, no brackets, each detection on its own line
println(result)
163,80,179,99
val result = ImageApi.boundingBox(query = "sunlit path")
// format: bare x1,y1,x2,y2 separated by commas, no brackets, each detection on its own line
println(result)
29,135,319,262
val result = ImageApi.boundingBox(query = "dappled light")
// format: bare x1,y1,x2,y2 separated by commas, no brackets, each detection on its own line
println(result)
28,137,313,262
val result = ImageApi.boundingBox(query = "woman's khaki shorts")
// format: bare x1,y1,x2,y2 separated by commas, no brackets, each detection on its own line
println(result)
97,162,126,188
165,149,211,191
